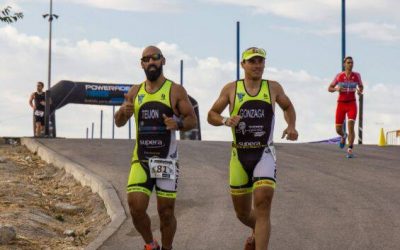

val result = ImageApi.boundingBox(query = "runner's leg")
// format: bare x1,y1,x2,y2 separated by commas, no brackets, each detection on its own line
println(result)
232,193,256,229
35,122,41,137
335,125,344,137
347,120,355,146
38,124,43,136
127,192,153,244
253,186,274,250
347,102,358,147
157,196,176,250
335,103,346,137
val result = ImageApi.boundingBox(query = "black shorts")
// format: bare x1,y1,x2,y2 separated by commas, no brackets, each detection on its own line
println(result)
127,161,179,199
34,115,44,125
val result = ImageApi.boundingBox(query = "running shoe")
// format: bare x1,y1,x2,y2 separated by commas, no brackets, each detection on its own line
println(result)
144,241,160,250
244,235,255,250
346,148,354,158
339,134,347,149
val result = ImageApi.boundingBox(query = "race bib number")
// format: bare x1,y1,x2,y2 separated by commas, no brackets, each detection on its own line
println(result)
149,158,177,179
34,110,44,117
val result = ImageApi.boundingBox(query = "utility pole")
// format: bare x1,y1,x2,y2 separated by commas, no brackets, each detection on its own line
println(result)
100,110,103,139
358,93,363,144
236,21,240,80
341,0,347,135
341,0,346,71
112,106,115,139
180,60,183,86
128,118,132,139
43,0,58,137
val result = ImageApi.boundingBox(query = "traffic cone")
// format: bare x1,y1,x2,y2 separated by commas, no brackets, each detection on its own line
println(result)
378,128,387,146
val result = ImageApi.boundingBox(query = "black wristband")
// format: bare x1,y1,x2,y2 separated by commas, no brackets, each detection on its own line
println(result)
177,119,184,130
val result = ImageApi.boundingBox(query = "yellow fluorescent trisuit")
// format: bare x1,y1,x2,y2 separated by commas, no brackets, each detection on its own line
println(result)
229,80,276,195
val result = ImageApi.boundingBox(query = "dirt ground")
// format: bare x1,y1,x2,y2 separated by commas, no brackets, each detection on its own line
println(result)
0,142,110,250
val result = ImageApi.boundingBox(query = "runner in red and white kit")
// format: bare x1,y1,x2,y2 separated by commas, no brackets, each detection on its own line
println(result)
328,56,363,157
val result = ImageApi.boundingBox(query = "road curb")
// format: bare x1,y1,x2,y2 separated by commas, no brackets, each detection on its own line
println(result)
21,138,127,250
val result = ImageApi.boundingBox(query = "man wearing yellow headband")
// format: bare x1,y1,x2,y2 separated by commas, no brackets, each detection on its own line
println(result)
208,47,298,250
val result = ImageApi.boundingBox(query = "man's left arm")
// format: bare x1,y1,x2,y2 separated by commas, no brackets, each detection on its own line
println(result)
177,85,197,131
272,81,298,141
163,85,197,131
357,73,364,95
29,93,35,109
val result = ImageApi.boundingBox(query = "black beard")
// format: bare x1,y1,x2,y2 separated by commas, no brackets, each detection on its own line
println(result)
144,64,163,82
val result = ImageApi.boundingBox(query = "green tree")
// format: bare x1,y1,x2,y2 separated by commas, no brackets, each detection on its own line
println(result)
0,6,23,23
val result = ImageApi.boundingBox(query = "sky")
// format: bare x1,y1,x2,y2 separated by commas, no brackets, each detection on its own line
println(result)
0,0,399,144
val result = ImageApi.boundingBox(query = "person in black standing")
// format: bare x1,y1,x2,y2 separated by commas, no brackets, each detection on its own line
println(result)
29,82,46,137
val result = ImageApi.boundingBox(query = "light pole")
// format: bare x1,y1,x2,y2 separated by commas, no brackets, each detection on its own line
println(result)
180,60,183,86
236,21,240,80
341,0,346,70
100,110,103,139
43,0,58,137
341,0,347,136
112,106,115,139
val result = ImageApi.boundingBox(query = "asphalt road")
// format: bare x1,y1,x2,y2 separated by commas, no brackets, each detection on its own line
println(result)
35,139,400,250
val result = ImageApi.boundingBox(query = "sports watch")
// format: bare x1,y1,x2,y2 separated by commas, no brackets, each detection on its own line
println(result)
222,117,229,126
177,119,184,130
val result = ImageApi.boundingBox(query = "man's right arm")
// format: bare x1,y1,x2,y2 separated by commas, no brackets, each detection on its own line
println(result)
207,83,231,126
114,106,129,127
115,85,138,127
328,74,340,92
29,93,35,109
207,82,241,127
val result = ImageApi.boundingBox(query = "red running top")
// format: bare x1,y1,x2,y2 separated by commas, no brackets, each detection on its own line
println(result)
330,71,363,102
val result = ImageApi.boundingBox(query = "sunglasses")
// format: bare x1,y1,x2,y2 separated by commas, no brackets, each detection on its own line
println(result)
141,53,163,63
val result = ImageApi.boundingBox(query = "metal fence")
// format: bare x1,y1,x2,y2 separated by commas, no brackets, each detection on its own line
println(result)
386,130,400,145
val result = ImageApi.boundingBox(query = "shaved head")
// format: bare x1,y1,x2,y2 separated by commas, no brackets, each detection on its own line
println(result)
142,46,162,57
140,45,165,82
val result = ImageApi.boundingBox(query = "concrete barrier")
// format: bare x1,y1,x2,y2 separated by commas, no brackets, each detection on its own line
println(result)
21,138,126,250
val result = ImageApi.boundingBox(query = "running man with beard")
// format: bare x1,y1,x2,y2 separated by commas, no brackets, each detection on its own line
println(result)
115,46,197,250
29,81,46,137
208,47,298,250
328,56,363,158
